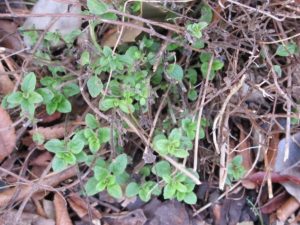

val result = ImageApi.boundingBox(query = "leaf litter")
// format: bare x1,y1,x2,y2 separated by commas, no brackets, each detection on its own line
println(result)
0,0,300,225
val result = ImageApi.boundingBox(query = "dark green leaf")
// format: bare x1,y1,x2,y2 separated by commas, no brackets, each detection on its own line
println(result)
166,64,184,81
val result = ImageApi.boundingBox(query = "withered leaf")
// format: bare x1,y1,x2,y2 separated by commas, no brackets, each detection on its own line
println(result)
0,107,16,162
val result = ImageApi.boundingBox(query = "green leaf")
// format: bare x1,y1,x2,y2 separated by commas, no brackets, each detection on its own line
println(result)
36,88,54,103
273,65,282,77
188,89,198,101
152,161,171,178
166,64,184,81
276,42,298,57
186,22,208,39
87,0,109,15
183,192,197,204
85,177,100,196
201,62,216,80
119,101,134,114
212,59,224,71
154,139,169,155
52,156,68,172
163,183,176,199
85,113,99,129
87,76,103,98
63,29,81,44
80,50,90,66
94,167,110,180
7,92,23,105
200,4,213,23
32,132,45,145
45,139,65,153
88,136,101,153
187,68,197,85
28,92,43,103
125,182,140,197
63,83,80,97
107,183,122,199
98,127,111,144
199,52,212,63
21,72,36,93
67,138,84,154
57,98,72,113
175,182,187,192
99,98,118,111
173,149,189,158
20,99,35,115
46,101,58,115
169,128,182,140
109,154,128,175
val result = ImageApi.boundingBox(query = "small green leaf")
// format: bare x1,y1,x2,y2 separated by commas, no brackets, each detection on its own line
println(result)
169,128,182,140
80,50,90,66
163,183,176,199
36,88,54,103
21,72,36,93
57,98,72,113
107,184,122,199
87,0,109,15
199,52,212,63
119,101,134,114
152,161,171,178
99,98,118,111
187,68,197,85
201,62,216,80
87,76,103,98
276,42,298,57
32,132,45,145
67,138,84,154
85,113,99,129
46,101,58,115
200,4,213,23
186,22,208,39
109,154,128,175
154,139,169,155
7,92,23,104
21,100,35,115
173,149,189,158
183,192,197,204
273,65,282,77
28,92,43,103
88,136,101,153
212,59,224,71
125,182,140,197
85,177,100,196
188,89,198,101
63,83,80,97
94,167,110,180
98,127,111,144
166,64,184,81
52,156,68,172
45,139,65,153
63,29,81,44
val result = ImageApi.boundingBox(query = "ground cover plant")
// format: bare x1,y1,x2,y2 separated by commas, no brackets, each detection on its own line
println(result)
0,0,300,224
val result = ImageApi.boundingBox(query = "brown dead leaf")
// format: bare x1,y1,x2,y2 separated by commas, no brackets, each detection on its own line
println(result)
0,106,16,162
30,152,52,167
101,20,143,47
68,193,102,219
29,123,73,140
0,62,14,95
54,193,73,225
0,210,55,225
0,20,23,50
276,196,300,222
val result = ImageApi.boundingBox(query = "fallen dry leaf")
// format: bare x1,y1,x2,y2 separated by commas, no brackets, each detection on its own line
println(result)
276,196,300,222
54,193,73,225
0,106,16,162
29,123,73,140
0,19,23,50
101,20,143,47
0,61,14,96
0,210,55,225
68,193,102,219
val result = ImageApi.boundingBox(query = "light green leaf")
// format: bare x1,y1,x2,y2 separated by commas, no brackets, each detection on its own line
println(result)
85,177,100,196
80,50,90,66
173,149,189,158
212,59,224,71
273,65,282,77
85,113,99,129
94,166,110,180
52,156,68,172
45,139,65,153
169,128,182,140
200,4,213,23
99,98,118,111
163,183,176,199
152,161,171,178
7,92,23,104
109,154,127,175
107,183,122,199
57,98,72,113
125,182,140,197
28,92,43,103
87,0,109,15
166,64,184,81
67,138,84,154
87,76,103,98
183,192,197,204
154,139,169,155
36,88,54,103
21,72,36,93
98,127,111,144
88,136,101,153
46,101,58,115
276,42,298,57
119,101,134,114
63,83,80,97
32,132,45,145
